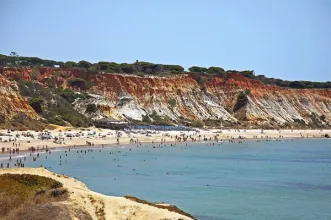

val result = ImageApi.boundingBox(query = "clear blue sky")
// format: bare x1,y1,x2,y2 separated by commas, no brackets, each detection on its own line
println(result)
0,0,330,81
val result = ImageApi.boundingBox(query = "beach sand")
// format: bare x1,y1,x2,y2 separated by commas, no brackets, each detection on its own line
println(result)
0,167,193,220
0,128,330,152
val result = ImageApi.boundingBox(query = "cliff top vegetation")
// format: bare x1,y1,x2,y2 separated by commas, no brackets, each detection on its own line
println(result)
1,52,330,89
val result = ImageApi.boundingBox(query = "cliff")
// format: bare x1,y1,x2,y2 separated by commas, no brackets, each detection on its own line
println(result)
0,67,330,129
0,74,41,129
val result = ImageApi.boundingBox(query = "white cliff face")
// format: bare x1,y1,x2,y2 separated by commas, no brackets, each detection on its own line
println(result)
76,84,331,128
231,89,331,126
73,93,147,121
73,93,112,120
115,96,147,121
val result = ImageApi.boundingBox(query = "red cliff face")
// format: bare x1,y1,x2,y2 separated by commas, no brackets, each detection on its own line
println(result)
0,74,38,121
1,67,330,127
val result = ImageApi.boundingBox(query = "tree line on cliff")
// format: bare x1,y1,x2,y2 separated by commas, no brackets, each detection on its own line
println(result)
1,53,330,89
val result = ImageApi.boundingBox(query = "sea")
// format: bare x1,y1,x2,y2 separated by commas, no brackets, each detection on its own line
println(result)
2,139,331,220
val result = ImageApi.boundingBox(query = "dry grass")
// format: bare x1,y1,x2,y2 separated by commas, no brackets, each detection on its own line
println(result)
3,201,71,220
0,174,69,219
124,196,196,220
95,203,106,220
73,208,93,220
88,195,106,220
0,193,22,216
0,174,63,199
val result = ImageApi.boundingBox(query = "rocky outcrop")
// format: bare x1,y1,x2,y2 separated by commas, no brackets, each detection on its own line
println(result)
1,67,330,128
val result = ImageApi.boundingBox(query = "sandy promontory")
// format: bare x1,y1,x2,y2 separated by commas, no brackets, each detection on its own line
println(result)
0,167,194,220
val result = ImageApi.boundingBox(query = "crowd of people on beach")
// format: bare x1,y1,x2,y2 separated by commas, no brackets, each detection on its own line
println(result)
0,129,314,170
0,127,330,171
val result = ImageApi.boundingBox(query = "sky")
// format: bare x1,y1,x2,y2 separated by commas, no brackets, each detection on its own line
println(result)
0,0,330,81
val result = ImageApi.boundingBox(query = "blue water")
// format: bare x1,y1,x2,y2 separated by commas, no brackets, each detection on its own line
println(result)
5,139,331,220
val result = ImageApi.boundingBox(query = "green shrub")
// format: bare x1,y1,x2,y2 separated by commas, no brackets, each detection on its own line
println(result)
68,78,87,88
68,78,94,90
239,70,256,79
142,114,152,123
216,72,227,78
48,116,66,126
85,104,98,113
245,89,251,96
293,118,305,124
50,188,68,197
191,72,206,86
149,110,173,125
168,99,177,108
289,81,306,89
207,66,225,74
45,77,57,88
86,81,94,89
191,120,204,128
64,61,77,68
188,66,207,73
18,81,92,127
233,91,248,112
88,65,98,72
56,88,85,103
77,60,92,69
29,96,44,113
163,64,184,72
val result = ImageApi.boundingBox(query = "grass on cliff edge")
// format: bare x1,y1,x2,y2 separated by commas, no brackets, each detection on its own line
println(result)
0,174,63,199
124,196,197,220
0,174,69,219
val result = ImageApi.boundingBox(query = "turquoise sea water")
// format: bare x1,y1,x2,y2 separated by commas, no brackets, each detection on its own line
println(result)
4,139,331,220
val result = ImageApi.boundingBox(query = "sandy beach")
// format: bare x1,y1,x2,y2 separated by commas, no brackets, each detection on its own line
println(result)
0,128,330,153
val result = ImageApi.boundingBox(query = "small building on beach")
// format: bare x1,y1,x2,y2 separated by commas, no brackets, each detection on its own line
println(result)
94,118,128,130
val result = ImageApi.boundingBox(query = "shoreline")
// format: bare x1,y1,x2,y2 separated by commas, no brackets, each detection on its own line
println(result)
0,130,330,162
1,128,330,154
